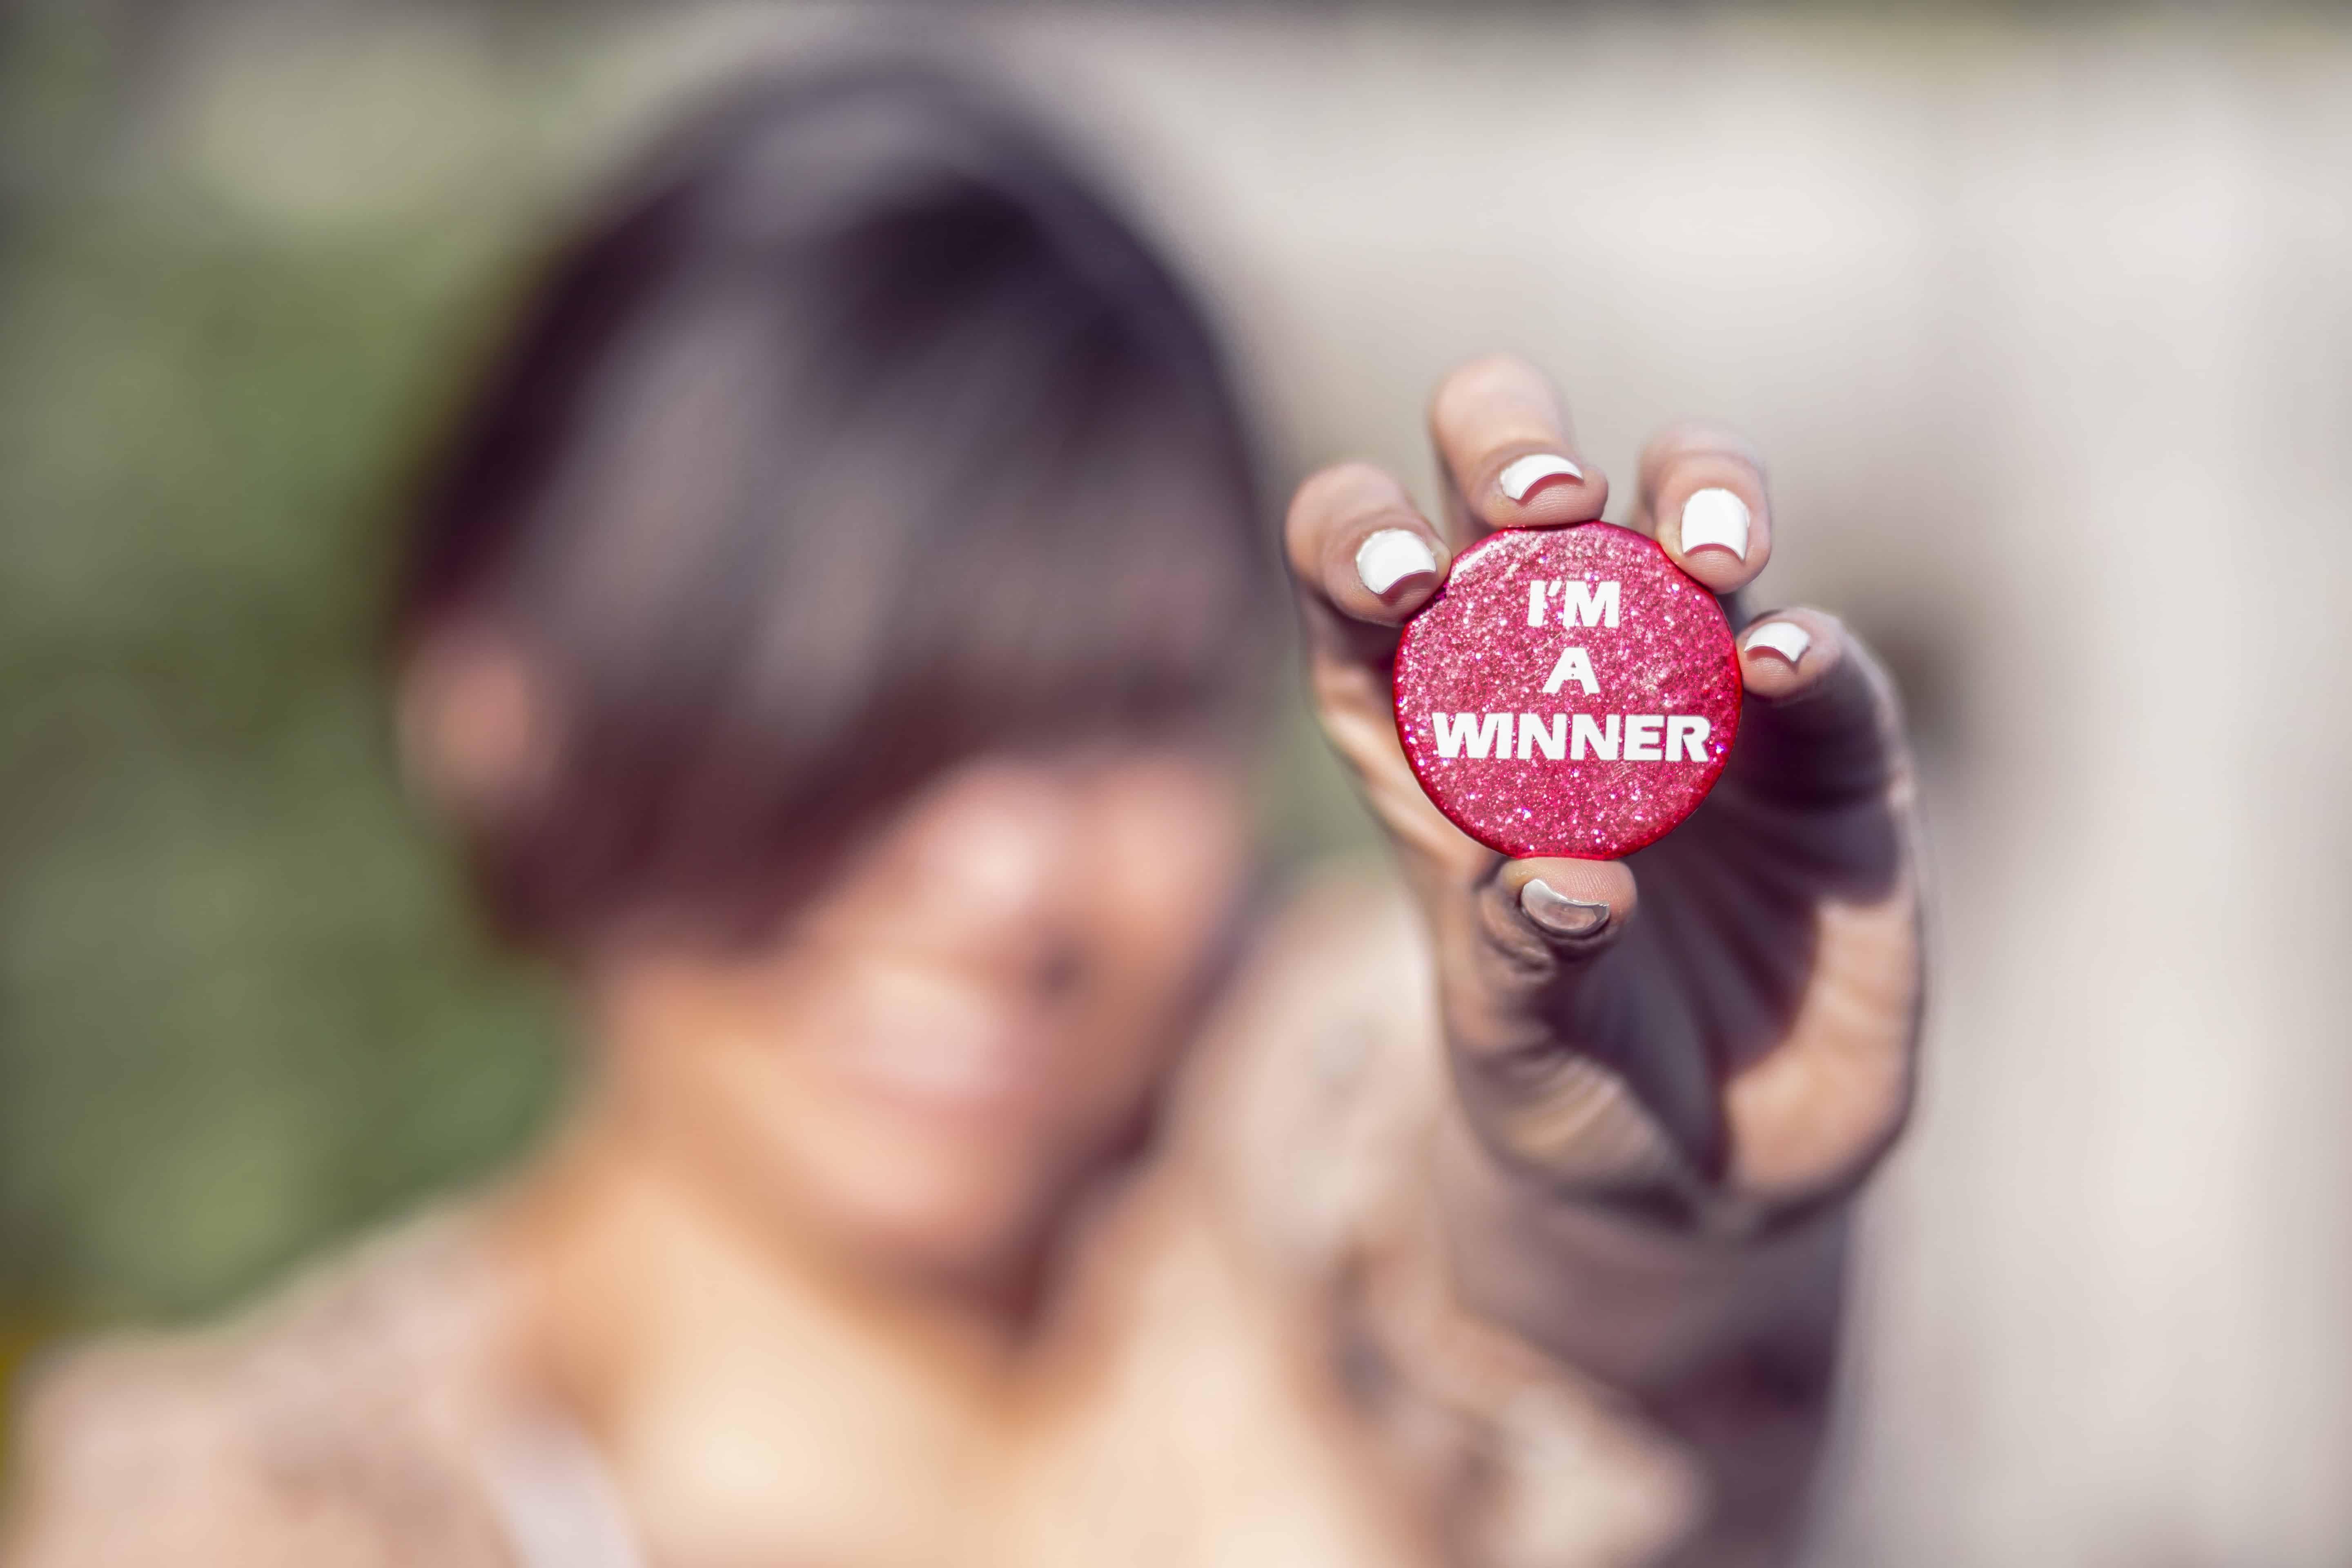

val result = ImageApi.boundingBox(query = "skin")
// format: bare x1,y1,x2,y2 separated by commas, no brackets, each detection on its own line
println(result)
1291,355,1918,1227
1289,358,1922,1549
422,354,1922,1566
568,745,1254,1305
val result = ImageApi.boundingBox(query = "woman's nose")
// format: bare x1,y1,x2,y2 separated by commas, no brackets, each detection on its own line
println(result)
896,760,1085,949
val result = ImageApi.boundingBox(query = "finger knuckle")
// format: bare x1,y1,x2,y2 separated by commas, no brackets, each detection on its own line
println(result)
1430,352,1548,427
1644,421,1767,485
1286,463,1370,549
1292,461,1388,518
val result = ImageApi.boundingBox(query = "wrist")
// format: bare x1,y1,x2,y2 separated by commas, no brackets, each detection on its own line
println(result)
1433,1103,1853,1396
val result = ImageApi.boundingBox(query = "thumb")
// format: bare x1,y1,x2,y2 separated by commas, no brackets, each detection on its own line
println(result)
1429,854,1722,1201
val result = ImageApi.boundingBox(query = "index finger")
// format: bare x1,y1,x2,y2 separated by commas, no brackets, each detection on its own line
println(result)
1283,460,1452,668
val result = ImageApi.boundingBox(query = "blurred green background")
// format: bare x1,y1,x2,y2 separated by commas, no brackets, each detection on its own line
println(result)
0,0,579,1376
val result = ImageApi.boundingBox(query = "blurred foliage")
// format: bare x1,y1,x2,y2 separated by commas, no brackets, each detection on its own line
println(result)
0,1,572,1334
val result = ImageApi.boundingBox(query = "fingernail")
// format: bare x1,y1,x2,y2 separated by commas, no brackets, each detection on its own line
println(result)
1743,620,1812,666
1679,487,1751,561
1497,453,1584,503
1519,879,1610,939
1355,529,1439,595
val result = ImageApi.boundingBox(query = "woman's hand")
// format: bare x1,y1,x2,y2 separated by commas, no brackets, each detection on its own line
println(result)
1285,354,1922,1236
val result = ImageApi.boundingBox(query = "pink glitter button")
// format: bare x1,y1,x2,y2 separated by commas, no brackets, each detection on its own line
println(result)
1392,523,1741,860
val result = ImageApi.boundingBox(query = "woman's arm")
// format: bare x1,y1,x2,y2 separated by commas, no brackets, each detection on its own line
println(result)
1281,353,1923,1559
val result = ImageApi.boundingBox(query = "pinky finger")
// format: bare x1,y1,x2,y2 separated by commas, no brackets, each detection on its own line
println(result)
1730,608,1910,810
1737,608,1843,700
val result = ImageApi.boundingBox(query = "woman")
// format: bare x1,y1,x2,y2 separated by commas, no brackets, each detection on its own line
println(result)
1,59,1921,1568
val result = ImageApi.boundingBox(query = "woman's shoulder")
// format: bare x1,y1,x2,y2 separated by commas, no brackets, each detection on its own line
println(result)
1171,859,1442,1266
2,1209,528,1567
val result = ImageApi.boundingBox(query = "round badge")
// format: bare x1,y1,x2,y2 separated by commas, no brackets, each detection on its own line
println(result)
1392,523,1741,860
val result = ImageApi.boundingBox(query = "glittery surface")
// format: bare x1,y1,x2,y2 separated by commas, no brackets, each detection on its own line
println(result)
1393,523,1741,859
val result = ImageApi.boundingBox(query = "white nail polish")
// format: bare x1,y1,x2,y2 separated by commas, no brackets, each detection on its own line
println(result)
1497,453,1584,502
1743,620,1812,666
1679,487,1751,561
1355,528,1439,595
1519,878,1610,938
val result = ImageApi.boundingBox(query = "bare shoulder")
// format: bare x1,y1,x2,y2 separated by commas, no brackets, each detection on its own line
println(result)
2,1212,524,1568
1171,859,1441,1267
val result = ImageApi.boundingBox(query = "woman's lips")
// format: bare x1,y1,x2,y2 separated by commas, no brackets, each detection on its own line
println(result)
821,958,1058,1117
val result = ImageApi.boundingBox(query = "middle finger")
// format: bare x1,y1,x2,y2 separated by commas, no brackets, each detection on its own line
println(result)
1426,352,1611,543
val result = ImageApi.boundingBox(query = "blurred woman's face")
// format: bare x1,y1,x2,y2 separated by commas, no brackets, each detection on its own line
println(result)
589,744,1252,1289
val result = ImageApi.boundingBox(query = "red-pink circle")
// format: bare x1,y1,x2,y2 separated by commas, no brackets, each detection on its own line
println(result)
1392,523,1740,860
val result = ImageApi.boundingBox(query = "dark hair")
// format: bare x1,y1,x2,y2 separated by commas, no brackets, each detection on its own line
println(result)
395,59,1273,947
